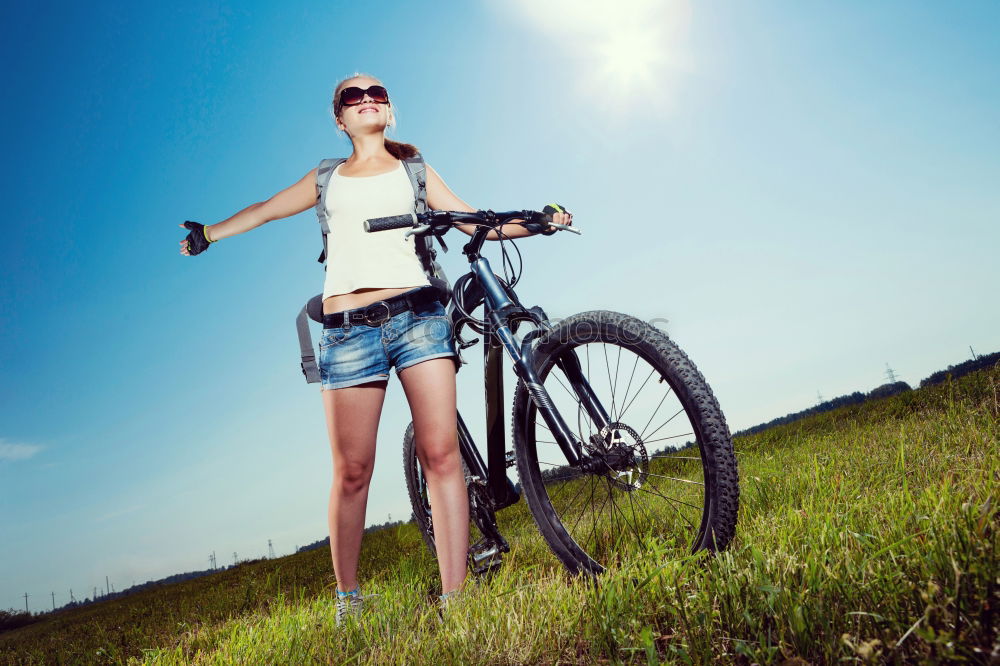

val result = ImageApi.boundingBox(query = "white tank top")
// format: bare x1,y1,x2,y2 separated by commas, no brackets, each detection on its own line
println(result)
321,159,431,300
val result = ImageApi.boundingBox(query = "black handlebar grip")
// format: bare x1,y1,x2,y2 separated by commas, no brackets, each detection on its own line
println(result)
364,213,417,233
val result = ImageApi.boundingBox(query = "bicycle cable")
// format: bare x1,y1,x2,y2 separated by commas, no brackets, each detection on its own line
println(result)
444,216,532,333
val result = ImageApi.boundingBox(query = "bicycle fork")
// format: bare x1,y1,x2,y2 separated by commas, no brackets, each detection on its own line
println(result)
472,258,612,469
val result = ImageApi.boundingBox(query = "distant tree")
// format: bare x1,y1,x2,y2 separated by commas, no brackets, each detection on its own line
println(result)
0,609,39,633
868,381,912,400
919,351,1000,388
297,536,330,553
734,350,998,438
735,391,867,437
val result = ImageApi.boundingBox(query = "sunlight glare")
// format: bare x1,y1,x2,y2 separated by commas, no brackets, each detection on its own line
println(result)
503,0,692,110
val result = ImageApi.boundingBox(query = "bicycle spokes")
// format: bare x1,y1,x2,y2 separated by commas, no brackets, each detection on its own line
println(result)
525,341,708,566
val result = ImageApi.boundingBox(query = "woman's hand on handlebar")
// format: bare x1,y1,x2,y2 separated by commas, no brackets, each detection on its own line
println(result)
541,203,573,235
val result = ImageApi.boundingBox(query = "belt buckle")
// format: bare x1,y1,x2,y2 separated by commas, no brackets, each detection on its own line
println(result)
363,301,391,326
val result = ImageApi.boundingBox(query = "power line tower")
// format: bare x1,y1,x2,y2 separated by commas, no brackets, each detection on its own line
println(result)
816,390,824,405
51,591,55,611
23,592,28,613
105,576,109,596
885,363,898,383
268,539,275,559
233,551,239,566
69,589,75,603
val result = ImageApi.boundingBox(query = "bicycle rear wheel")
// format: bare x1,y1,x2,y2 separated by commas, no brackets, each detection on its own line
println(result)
511,310,739,576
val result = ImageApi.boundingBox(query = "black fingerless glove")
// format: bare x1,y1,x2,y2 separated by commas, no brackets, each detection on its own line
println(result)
182,220,215,255
541,204,569,235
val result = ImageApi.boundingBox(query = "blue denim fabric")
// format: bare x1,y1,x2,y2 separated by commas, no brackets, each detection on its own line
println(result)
318,298,459,390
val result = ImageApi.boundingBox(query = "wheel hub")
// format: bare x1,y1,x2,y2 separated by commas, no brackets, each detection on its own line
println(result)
581,422,648,490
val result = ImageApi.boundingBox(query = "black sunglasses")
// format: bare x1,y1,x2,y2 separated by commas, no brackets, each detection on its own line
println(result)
339,85,390,107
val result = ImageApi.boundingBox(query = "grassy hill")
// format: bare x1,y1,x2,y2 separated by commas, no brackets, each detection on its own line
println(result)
2,364,996,664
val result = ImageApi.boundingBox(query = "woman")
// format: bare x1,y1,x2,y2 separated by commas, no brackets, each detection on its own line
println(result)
179,72,573,622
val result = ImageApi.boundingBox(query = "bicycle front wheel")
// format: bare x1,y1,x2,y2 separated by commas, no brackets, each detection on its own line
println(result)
511,310,739,576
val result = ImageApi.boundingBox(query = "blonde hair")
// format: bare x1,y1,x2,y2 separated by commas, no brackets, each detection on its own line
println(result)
331,72,419,159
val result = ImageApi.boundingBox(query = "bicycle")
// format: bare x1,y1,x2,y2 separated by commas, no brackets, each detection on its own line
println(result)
365,209,740,578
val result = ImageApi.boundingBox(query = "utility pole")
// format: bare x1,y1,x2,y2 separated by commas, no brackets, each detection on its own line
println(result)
105,576,109,596
23,592,28,613
51,591,55,611
94,586,97,601
70,589,75,603
268,539,275,559
233,551,238,566
885,363,898,383
970,345,978,360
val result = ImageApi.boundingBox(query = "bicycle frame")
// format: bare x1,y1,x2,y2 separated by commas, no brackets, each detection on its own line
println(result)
452,224,616,513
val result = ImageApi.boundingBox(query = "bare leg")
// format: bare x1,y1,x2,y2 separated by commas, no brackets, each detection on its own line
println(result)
321,380,388,592
398,358,469,594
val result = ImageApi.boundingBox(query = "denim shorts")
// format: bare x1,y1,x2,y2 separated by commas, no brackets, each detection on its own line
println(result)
318,295,459,391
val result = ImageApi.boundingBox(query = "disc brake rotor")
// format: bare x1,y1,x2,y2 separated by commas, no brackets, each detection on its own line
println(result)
584,422,648,491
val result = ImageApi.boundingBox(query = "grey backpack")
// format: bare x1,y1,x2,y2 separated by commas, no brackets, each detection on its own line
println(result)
296,152,451,383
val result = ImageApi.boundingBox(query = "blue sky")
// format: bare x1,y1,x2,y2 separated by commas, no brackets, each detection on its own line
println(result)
2,0,997,613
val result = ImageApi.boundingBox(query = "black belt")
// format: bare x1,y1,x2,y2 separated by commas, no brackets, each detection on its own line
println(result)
322,286,441,328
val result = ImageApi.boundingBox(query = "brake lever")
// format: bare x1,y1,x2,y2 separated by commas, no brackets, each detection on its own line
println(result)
404,223,432,238
523,219,583,236
547,222,582,235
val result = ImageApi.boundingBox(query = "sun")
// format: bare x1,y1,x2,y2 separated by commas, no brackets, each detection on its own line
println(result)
592,22,671,99
502,0,692,111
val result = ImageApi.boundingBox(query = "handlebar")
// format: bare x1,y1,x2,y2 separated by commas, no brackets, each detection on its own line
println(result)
362,209,580,237
365,212,421,233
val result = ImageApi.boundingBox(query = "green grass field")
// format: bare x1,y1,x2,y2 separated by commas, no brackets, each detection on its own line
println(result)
3,364,996,665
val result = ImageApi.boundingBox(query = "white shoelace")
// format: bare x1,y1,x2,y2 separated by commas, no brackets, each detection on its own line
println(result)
335,588,379,626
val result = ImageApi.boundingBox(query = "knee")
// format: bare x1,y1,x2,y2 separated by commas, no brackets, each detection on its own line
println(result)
333,460,373,495
418,435,461,477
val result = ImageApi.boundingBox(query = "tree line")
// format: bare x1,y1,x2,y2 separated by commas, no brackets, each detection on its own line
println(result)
734,350,999,437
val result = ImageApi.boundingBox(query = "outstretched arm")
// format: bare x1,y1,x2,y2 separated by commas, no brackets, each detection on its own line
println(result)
180,168,319,255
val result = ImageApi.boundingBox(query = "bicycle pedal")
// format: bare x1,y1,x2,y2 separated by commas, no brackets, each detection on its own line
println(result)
468,538,493,555
469,542,503,576
472,559,503,577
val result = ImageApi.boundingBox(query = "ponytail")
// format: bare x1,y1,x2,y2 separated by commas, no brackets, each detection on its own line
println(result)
384,139,419,159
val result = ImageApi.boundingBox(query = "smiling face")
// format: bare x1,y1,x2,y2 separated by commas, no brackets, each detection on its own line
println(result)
333,76,393,137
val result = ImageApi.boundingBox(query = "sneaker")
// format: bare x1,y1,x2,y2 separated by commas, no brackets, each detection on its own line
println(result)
435,587,465,625
335,586,377,626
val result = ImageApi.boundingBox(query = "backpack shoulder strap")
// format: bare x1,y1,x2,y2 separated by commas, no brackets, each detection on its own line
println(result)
401,152,452,306
401,151,448,252
315,157,348,264
400,153,429,214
